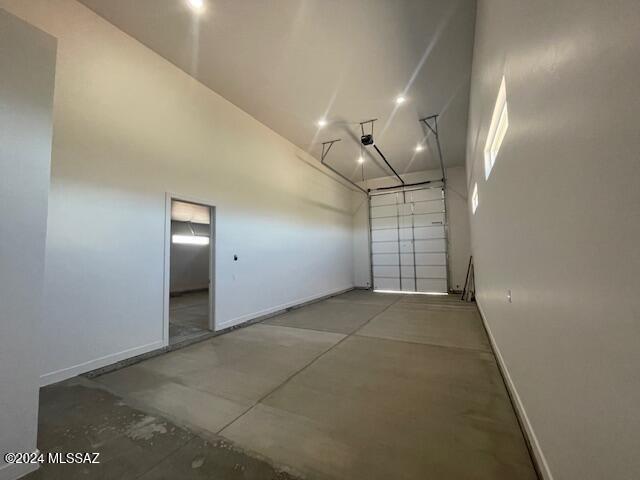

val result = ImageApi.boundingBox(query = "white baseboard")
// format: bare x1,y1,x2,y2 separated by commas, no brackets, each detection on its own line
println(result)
0,450,39,480
476,300,553,480
39,286,354,385
216,285,354,330
40,340,164,386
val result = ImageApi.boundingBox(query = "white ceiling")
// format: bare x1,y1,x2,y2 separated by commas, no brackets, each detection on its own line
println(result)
79,0,476,181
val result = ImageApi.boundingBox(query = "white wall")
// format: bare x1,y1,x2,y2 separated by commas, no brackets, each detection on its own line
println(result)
0,8,56,480
0,0,355,386
351,191,371,288
466,1,640,479
170,221,210,293
353,166,471,291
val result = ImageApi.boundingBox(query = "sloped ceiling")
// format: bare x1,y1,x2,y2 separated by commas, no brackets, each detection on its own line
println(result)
79,0,476,181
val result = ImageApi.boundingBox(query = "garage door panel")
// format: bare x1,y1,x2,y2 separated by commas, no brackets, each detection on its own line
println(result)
398,228,415,240
400,214,445,228
414,213,445,226
414,226,445,240
414,239,446,253
373,265,400,278
397,204,413,216
401,253,418,266
409,188,443,202
371,216,398,230
413,199,445,214
371,241,398,254
399,241,414,253
371,205,398,218
371,229,398,242
400,261,446,276
374,277,400,290
400,278,416,291
415,253,446,265
396,239,445,253
370,193,398,207
372,254,399,266
398,215,413,228
401,265,417,278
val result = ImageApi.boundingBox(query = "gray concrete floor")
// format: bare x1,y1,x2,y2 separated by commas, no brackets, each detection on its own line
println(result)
169,291,210,345
29,378,297,480
31,290,537,479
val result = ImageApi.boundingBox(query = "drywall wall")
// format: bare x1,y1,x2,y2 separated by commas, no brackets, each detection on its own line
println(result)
0,0,355,386
0,8,56,479
353,167,471,291
351,191,371,288
170,221,210,293
466,1,640,478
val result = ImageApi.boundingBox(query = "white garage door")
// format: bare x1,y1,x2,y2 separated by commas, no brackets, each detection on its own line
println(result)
370,185,448,293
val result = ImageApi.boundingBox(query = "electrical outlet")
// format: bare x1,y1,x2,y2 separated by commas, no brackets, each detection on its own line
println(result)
507,289,512,303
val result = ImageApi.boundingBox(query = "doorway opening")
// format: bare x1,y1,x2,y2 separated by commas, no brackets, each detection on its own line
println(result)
167,198,214,345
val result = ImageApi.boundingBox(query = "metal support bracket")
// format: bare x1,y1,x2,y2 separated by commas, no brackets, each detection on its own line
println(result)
320,139,368,195
420,114,446,183
359,119,378,138
321,139,341,162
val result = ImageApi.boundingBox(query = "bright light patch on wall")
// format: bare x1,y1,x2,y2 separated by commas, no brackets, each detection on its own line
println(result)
415,145,424,152
172,234,209,245
471,182,479,214
317,119,327,128
374,290,448,296
484,76,509,179
188,0,204,11
395,95,406,105
357,156,365,164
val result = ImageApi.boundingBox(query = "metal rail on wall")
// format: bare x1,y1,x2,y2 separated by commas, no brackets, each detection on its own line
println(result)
419,114,451,292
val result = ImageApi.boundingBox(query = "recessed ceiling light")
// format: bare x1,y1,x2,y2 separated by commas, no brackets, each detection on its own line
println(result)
188,0,204,12
415,145,424,152
357,156,365,164
317,119,327,128
395,95,406,105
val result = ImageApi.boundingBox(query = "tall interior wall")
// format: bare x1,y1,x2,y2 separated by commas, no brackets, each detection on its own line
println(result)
466,1,640,478
0,0,356,386
0,8,56,479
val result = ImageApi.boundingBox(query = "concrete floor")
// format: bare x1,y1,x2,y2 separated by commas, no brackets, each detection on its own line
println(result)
169,291,210,344
30,290,537,479
29,378,297,480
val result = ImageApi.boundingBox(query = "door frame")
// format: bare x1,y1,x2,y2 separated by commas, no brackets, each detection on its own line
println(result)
163,192,216,346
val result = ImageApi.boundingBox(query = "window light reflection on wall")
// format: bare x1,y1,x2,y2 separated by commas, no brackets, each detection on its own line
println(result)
484,76,509,179
471,182,479,214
